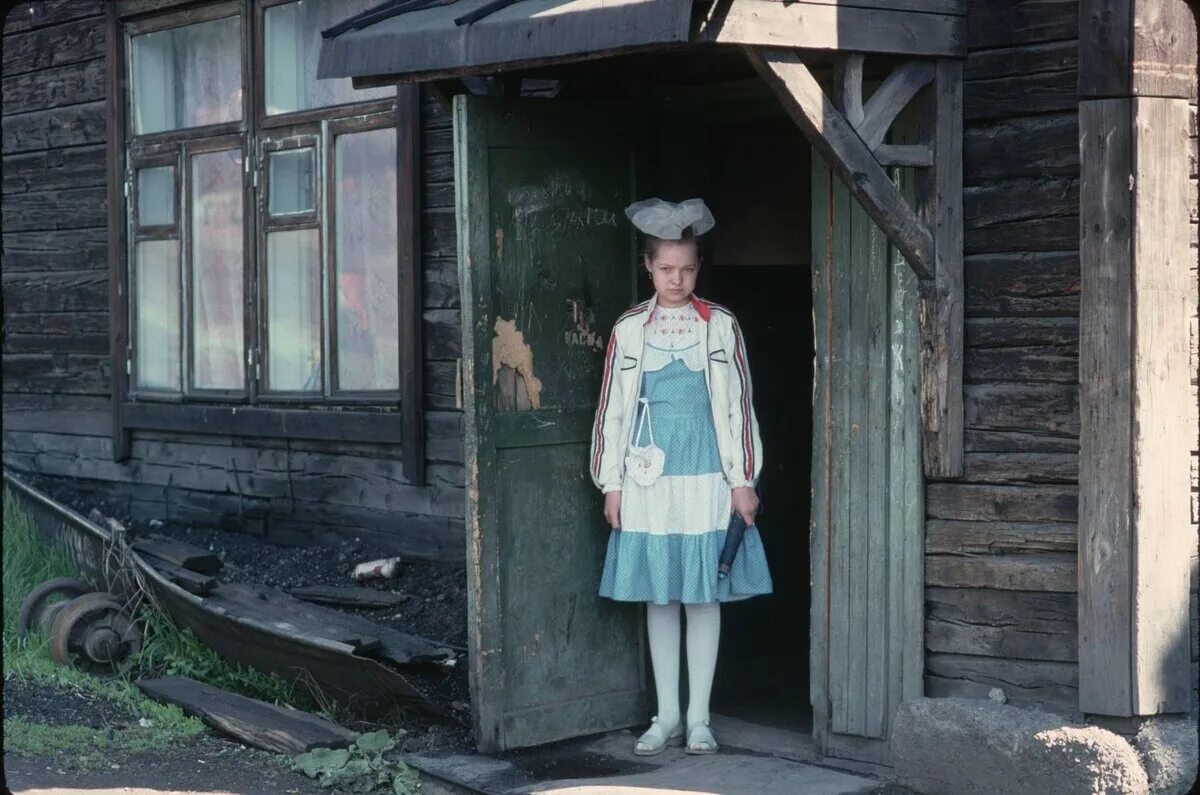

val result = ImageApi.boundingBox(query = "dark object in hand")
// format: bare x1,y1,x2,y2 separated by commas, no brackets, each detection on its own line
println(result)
718,512,751,579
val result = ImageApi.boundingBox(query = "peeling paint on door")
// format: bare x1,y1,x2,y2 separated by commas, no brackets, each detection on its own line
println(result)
492,316,544,410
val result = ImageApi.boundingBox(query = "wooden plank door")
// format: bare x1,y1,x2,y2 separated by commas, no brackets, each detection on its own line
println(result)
454,96,647,752
810,157,924,765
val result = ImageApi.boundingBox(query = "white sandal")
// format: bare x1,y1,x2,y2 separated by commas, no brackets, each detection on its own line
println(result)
633,716,684,756
685,720,719,754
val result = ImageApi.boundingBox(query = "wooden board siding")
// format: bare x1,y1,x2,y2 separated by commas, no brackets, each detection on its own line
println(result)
925,0,1083,713
1,5,467,561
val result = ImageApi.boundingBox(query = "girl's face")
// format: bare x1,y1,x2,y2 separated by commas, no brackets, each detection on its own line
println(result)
645,239,700,308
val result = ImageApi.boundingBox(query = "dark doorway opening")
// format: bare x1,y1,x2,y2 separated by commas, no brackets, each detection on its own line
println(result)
648,87,815,733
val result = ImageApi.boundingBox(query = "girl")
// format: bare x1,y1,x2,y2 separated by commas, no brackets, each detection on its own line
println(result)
589,197,772,756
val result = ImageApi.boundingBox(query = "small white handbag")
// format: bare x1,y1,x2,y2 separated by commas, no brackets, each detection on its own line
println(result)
625,397,665,487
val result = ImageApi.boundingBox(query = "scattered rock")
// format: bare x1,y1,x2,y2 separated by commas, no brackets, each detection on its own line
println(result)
1134,716,1199,795
891,697,1150,795
987,687,1007,704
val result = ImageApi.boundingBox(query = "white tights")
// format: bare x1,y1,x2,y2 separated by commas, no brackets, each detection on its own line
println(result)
646,601,720,728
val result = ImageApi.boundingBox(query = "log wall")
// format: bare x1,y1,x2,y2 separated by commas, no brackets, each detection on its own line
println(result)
924,0,1084,713
1,1,467,561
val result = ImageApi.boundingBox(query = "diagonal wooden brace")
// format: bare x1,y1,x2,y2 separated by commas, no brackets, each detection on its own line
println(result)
747,45,964,479
744,46,935,281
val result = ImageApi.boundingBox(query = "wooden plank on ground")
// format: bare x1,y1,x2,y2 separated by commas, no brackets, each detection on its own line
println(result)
288,585,409,609
130,534,222,575
207,582,453,665
138,675,358,754
139,555,216,595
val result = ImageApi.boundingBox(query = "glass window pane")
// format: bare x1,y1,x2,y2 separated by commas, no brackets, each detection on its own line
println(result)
135,239,181,391
266,229,322,392
190,149,244,390
264,0,391,115
268,148,315,216
334,127,398,391
137,166,175,226
131,16,242,135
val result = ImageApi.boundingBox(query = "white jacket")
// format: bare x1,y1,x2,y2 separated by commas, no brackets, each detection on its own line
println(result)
589,293,763,494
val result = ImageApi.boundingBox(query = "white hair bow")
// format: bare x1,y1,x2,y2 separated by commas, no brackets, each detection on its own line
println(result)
624,198,715,240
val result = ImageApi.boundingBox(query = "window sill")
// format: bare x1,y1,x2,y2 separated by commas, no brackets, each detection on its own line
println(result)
121,401,402,444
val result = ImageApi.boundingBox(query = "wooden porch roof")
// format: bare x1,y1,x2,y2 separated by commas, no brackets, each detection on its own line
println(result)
317,0,966,84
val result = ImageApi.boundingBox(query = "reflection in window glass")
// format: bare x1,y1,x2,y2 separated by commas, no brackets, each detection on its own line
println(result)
135,240,181,391
264,0,391,115
190,149,244,390
267,229,322,392
335,128,398,391
268,148,315,216
137,166,175,226
131,16,242,135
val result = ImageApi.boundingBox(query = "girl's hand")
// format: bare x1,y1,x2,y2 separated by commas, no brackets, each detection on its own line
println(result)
731,486,758,527
604,491,622,530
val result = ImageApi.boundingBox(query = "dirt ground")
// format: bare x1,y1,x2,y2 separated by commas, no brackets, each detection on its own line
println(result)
2,678,327,794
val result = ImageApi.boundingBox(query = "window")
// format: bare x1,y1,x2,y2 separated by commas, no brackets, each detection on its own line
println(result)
123,0,403,404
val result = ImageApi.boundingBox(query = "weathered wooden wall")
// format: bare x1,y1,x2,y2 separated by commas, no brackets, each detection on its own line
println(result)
1,1,467,561
923,0,1084,713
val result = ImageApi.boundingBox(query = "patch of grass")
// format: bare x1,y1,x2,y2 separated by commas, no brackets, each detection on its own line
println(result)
3,489,311,741
3,718,178,765
137,607,308,707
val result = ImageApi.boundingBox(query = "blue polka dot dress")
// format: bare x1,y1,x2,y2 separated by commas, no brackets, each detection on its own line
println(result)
599,303,773,604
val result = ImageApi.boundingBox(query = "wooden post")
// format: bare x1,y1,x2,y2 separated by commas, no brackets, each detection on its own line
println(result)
105,3,132,462
914,61,964,480
1077,0,1196,716
396,83,425,486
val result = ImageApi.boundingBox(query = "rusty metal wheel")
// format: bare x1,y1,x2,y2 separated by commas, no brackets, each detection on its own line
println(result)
48,592,142,677
17,578,95,637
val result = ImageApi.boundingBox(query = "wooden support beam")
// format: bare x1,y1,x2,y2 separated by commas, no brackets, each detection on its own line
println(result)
745,47,935,280
858,61,935,150
874,143,933,167
700,0,966,57
1079,96,1194,717
836,54,866,127
914,60,965,479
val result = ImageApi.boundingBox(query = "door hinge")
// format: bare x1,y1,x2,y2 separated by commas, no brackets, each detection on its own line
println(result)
125,347,133,377
246,151,259,189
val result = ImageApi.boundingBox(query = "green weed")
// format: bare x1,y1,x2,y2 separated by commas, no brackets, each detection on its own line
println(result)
295,730,422,794
136,606,307,707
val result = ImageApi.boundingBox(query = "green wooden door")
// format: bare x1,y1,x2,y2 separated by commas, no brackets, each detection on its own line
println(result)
454,96,646,752
810,158,924,765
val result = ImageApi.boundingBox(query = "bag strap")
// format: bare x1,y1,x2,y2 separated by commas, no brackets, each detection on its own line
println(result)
632,397,655,447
